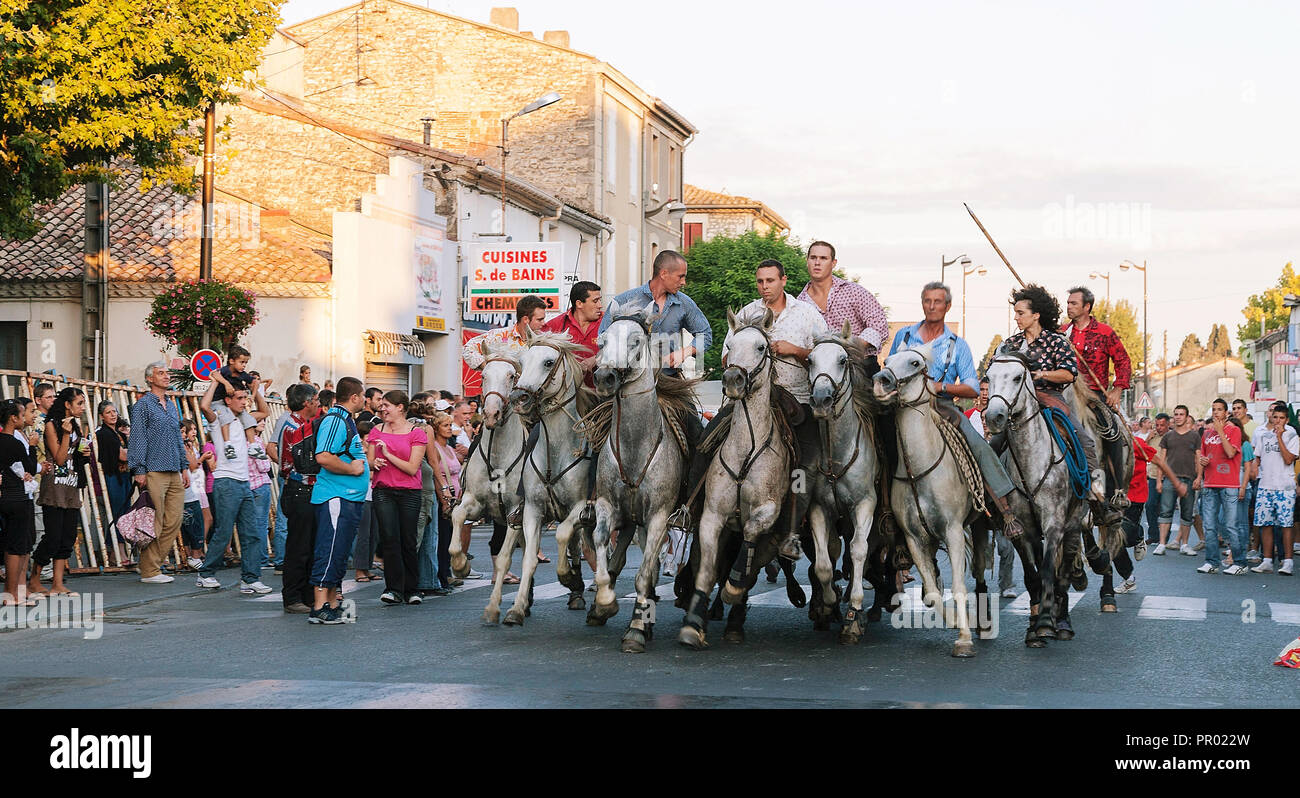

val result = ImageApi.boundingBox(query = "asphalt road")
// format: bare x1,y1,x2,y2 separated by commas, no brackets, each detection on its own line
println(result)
2,524,1298,709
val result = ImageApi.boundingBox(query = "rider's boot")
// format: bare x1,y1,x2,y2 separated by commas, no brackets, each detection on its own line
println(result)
1088,468,1123,528
778,529,802,561
989,491,1024,540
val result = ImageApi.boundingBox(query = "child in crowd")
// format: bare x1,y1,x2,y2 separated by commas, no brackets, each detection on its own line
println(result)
207,344,269,461
180,419,213,569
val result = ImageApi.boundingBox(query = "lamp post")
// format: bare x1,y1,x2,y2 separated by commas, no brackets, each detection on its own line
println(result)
499,91,562,236
941,253,970,285
1088,270,1111,304
1120,259,1149,400
961,263,987,338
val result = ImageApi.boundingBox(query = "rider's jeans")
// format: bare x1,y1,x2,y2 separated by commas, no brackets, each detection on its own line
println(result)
1200,487,1244,567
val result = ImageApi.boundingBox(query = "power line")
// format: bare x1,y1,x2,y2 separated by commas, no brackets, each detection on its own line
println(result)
253,85,392,160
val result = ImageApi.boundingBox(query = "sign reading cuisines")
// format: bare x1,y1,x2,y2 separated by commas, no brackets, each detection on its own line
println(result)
465,242,564,313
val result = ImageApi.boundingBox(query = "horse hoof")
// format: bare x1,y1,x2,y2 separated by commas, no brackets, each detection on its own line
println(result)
839,620,863,645
451,557,470,578
1025,636,1046,649
723,628,744,644
503,608,525,626
593,601,619,621
586,615,608,626
1100,601,1117,613
481,609,500,626
621,629,646,654
721,582,745,605
866,606,882,623
787,582,807,608
1035,626,1057,639
677,626,708,650
951,640,976,658
567,593,586,611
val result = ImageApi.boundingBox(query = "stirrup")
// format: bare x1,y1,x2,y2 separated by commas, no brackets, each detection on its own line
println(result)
506,504,523,529
667,504,691,532
1002,514,1024,541
779,533,802,561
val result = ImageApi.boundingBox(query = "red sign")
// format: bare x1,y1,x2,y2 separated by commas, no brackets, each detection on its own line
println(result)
1275,352,1300,366
190,349,222,382
461,329,482,397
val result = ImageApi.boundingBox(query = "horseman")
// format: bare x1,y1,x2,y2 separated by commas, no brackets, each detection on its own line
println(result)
1061,285,1133,500
796,241,889,368
889,282,1024,539
687,259,828,558
1004,284,1117,525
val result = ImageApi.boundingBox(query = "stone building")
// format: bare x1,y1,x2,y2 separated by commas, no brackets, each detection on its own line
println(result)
273,1,696,296
682,184,790,252
1146,357,1250,417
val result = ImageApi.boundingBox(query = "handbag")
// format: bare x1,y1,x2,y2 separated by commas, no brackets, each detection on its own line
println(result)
114,488,157,546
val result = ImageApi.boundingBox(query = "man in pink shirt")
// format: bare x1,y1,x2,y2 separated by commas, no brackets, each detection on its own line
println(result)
1195,398,1246,574
796,241,889,364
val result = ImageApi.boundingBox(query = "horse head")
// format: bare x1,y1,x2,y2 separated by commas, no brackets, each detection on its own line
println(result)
809,320,857,418
593,300,658,398
983,351,1037,435
721,306,774,400
510,332,581,420
479,342,521,430
873,343,934,405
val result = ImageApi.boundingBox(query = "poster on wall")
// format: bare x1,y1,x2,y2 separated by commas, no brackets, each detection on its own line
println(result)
464,241,564,315
414,223,445,331
461,327,483,397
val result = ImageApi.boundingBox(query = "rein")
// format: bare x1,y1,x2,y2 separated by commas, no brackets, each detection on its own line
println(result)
715,323,778,520
471,357,528,523
811,341,864,486
605,314,666,527
523,352,590,521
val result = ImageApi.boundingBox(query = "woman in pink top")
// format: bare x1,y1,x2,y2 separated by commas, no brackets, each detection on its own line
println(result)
367,391,428,604
428,411,462,592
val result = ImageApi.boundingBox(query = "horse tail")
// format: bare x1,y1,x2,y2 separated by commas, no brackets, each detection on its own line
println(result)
1064,383,1101,440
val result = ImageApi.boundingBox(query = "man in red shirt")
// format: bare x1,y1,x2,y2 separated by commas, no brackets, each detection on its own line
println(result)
541,281,602,382
1196,399,1246,574
1062,286,1132,408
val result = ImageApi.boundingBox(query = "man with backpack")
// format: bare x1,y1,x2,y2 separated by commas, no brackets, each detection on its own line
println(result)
274,383,322,614
307,377,370,624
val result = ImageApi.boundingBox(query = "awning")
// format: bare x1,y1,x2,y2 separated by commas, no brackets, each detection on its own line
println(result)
365,330,426,359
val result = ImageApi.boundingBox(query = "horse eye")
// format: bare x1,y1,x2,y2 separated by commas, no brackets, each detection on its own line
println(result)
1013,375,1021,382
838,356,847,366
758,344,767,352
911,359,920,367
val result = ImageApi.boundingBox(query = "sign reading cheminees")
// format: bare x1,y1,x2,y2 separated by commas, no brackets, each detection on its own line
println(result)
464,242,564,314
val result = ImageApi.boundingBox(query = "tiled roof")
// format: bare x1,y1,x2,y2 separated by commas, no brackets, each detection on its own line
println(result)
684,184,790,232
0,165,331,285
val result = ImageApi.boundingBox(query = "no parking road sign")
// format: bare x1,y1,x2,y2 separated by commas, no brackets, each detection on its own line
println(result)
190,349,222,382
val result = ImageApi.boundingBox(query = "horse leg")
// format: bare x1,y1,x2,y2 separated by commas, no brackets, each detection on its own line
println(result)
503,503,543,627
969,523,993,640
722,501,778,604
481,519,521,626
449,496,479,578
623,509,670,653
711,531,738,620
839,495,876,644
587,498,618,626
1035,522,1060,639
724,599,748,643
808,503,838,616
679,508,724,650
780,557,805,607
907,532,946,637
1056,524,1082,639
941,519,975,657
554,511,585,610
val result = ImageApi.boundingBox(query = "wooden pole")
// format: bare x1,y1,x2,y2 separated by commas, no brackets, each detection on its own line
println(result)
964,203,1027,288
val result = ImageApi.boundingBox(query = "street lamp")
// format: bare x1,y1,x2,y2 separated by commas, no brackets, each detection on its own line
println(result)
499,91,562,236
1088,270,1111,304
941,253,970,284
1120,259,1149,401
961,263,987,338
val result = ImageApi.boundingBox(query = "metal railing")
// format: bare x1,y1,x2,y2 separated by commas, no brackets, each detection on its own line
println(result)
0,370,287,575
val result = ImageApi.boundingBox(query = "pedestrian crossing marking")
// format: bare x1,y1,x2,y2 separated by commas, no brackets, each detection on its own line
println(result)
1268,603,1300,625
1137,595,1207,621
1004,589,1085,616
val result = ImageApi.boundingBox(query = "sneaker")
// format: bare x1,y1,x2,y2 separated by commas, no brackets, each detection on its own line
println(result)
1000,588,1019,598
1180,544,1197,556
1223,564,1249,575
1279,559,1294,576
308,605,345,624
406,593,423,605
196,576,222,589
240,581,272,594
249,446,270,461
186,557,203,570
140,574,174,584
465,570,484,580
1293,543,1300,555
1152,543,1167,556
1134,538,1147,561
224,443,236,460
283,602,312,614
1195,562,1218,574
1194,539,1206,552
1251,560,1274,574
41,563,53,580
1114,577,1137,594
380,591,401,605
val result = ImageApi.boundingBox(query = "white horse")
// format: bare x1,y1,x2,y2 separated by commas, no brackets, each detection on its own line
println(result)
449,342,527,579
873,344,979,657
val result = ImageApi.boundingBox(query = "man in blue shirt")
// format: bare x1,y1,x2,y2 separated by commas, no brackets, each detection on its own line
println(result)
128,361,190,584
599,250,713,377
890,282,1022,538
308,376,369,624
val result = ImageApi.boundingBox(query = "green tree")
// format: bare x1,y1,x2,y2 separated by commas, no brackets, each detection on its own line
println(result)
1093,298,1150,373
979,334,1003,375
0,0,283,239
1177,333,1204,366
1205,323,1232,359
682,229,813,376
1239,261,1299,342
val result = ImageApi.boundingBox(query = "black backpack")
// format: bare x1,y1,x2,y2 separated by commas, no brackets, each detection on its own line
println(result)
289,412,359,477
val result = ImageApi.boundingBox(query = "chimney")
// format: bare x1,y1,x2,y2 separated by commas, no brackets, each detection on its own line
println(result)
489,7,518,31
543,30,569,48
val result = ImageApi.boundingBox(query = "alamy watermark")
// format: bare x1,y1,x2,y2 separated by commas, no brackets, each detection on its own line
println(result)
49,728,151,779
1042,195,1152,248
1,590,104,640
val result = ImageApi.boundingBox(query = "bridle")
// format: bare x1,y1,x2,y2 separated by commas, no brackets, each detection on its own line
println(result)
810,339,863,485
472,355,529,521
985,354,1038,432
986,354,1064,505
715,323,779,513
605,313,666,527
515,343,575,423
518,342,589,521
599,314,656,398
721,323,773,402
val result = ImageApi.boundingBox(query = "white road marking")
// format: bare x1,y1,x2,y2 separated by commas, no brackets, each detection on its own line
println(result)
748,584,813,607
1137,595,1207,621
1004,590,1085,616
1269,602,1300,625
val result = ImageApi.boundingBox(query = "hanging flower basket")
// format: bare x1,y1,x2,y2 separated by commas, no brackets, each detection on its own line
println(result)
145,280,260,388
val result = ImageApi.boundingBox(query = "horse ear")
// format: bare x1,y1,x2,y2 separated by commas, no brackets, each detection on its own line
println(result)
727,307,738,331
606,299,621,319
523,325,536,344
640,301,661,326
840,320,852,341
479,336,493,358
761,306,774,330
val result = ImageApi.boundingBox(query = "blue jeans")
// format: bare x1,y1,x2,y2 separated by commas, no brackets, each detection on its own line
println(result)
251,482,272,567
1158,476,1196,525
200,477,263,582
1239,481,1255,553
1144,477,1161,542
1200,487,1243,566
104,471,132,521
418,517,439,590
272,475,288,566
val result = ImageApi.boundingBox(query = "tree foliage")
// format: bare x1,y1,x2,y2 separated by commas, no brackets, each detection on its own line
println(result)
1177,333,1204,366
682,230,813,376
1205,323,1232,358
1239,262,1299,342
979,334,1003,375
0,0,283,239
1093,298,1149,372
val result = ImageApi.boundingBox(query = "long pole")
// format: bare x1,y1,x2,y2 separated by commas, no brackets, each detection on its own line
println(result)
1162,330,1168,413
200,102,215,351
500,118,509,237
962,269,967,337
1142,261,1149,401
964,203,1026,288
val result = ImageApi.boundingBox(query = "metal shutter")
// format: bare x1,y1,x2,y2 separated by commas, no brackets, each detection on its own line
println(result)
363,363,411,395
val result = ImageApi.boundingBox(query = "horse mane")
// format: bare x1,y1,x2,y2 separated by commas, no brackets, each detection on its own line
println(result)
813,330,885,421
526,331,597,415
654,370,700,418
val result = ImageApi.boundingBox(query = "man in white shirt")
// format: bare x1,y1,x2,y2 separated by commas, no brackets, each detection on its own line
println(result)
1250,404,1297,575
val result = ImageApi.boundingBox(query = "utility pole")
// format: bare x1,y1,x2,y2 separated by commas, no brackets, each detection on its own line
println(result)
200,102,215,350
1163,330,1168,413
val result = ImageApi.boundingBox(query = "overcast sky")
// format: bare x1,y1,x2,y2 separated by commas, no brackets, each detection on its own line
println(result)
283,0,1300,370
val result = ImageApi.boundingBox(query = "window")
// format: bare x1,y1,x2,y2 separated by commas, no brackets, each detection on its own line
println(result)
625,106,639,205
669,145,680,199
683,222,703,254
650,132,660,198
628,230,638,288
603,99,617,195
0,322,26,372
